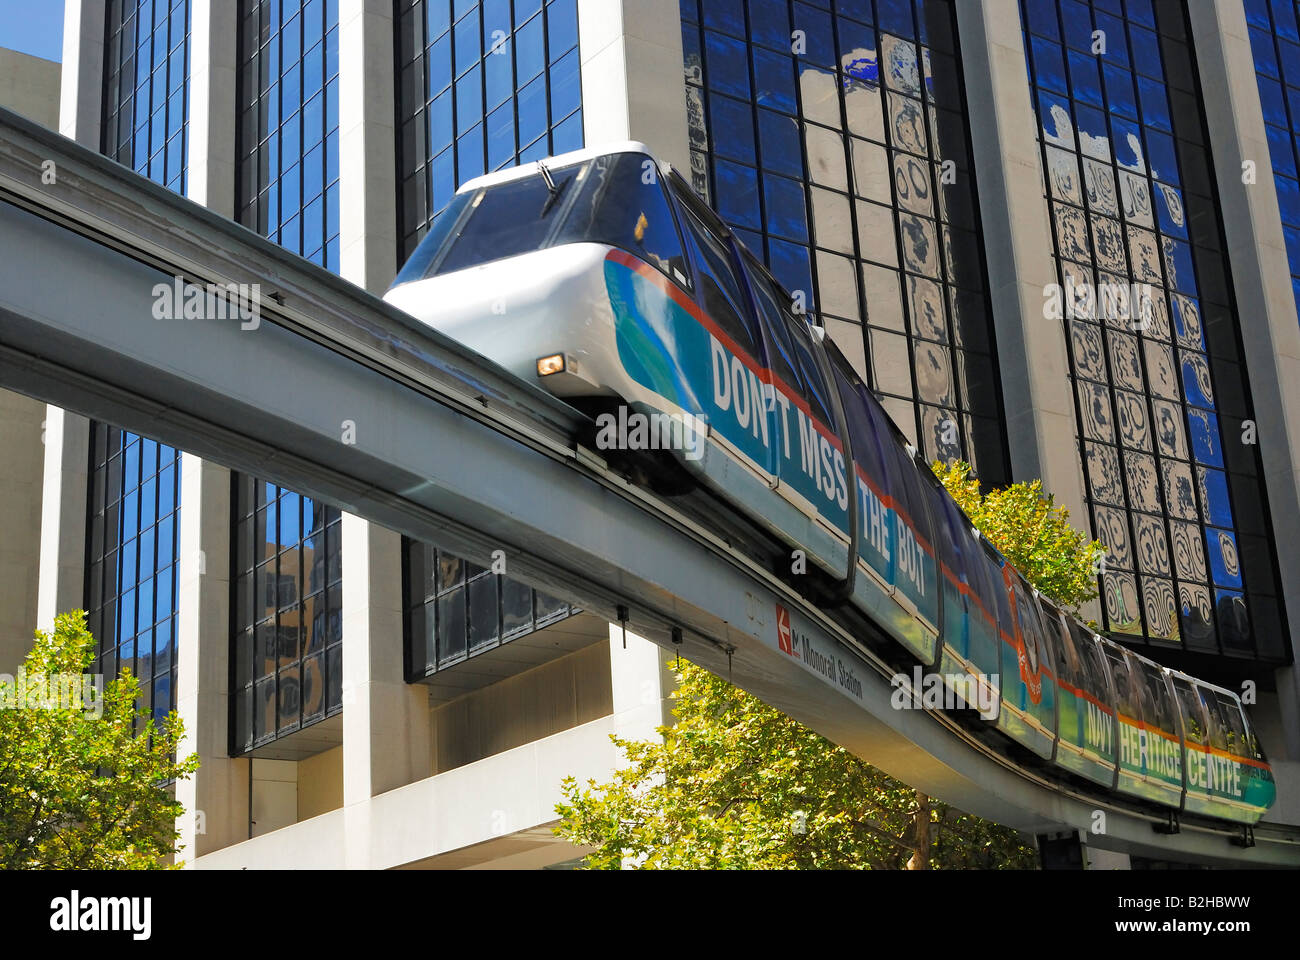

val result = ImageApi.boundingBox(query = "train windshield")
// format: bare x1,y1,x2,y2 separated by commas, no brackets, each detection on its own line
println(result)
391,151,694,287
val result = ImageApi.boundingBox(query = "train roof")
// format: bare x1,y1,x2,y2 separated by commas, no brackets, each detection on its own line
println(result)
454,140,664,194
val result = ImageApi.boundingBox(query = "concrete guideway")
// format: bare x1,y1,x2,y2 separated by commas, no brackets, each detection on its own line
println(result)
0,107,1295,866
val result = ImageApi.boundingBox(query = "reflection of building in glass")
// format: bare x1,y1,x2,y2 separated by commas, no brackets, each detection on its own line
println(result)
680,0,1008,483
230,480,343,752
1021,0,1284,659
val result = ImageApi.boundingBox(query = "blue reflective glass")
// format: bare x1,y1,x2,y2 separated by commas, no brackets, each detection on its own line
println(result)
1252,27,1280,78
1163,239,1197,295
456,65,482,135
1181,354,1213,408
1076,104,1111,161
876,0,913,38
1025,0,1060,40
484,40,512,110
749,0,791,50
1245,0,1271,29
705,30,750,99
764,173,808,242
487,101,515,167
429,32,452,93
753,47,797,114
1277,174,1300,227
702,0,745,37
1154,182,1188,239
548,0,579,57
515,12,545,82
1137,76,1171,132
768,237,814,305
793,3,836,65
1097,13,1128,66
1144,128,1178,185
553,108,583,153
455,10,481,68
1067,50,1103,107
1031,36,1067,94
1188,409,1223,467
1109,115,1143,170
517,72,547,145
1275,0,1300,41
1279,37,1300,85
1266,123,1297,177
550,48,580,121
757,108,802,177
709,92,755,161
1103,62,1137,119
836,17,874,70
1207,529,1243,588
1059,0,1092,50
457,124,484,180
715,160,761,230
1128,25,1161,79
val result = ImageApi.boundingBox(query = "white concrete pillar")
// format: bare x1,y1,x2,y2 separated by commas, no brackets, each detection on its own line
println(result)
35,406,88,632
1188,1,1300,760
338,0,397,293
59,0,104,148
954,1,1089,526
174,454,248,861
0,390,45,671
187,0,238,217
608,625,676,739
578,0,689,171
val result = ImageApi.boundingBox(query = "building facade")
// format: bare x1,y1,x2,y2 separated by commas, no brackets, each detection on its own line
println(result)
17,0,1300,867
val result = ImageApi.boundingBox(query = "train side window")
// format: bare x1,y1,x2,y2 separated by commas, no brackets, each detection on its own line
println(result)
1102,644,1138,722
1074,627,1111,708
1043,605,1079,690
556,153,692,290
1135,659,1176,737
1171,676,1208,746
679,207,763,362
829,350,888,486
746,255,805,395
1213,693,1250,759
787,319,837,430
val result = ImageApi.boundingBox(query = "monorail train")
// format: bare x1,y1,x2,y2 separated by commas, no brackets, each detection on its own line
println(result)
384,143,1275,828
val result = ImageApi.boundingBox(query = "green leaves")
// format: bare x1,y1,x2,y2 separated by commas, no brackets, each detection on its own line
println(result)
555,661,1037,870
0,611,199,869
556,464,1101,869
931,460,1105,616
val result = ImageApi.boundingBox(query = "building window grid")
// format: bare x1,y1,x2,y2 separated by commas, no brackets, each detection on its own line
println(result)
395,0,584,261
680,0,1009,485
1020,0,1284,658
103,0,192,195
235,0,342,270
403,542,578,680
229,0,346,755
230,478,344,754
85,425,182,732
1245,0,1300,327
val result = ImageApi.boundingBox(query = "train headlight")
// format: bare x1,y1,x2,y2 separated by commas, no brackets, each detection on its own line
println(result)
536,353,566,377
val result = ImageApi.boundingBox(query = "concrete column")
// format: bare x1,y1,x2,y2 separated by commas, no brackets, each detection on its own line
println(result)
59,0,104,148
578,0,689,172
173,2,247,864
954,1,1090,532
1187,0,1300,762
188,0,237,217
174,454,248,861
340,514,432,865
338,0,397,293
608,625,677,738
35,407,88,632
0,390,45,671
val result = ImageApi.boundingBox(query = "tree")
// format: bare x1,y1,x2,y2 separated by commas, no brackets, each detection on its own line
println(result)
555,461,1106,869
0,611,199,869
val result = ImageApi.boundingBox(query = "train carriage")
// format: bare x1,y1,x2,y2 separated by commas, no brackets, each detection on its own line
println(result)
384,142,1276,828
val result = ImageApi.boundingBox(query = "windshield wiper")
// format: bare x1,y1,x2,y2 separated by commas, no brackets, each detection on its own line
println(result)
538,161,566,216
